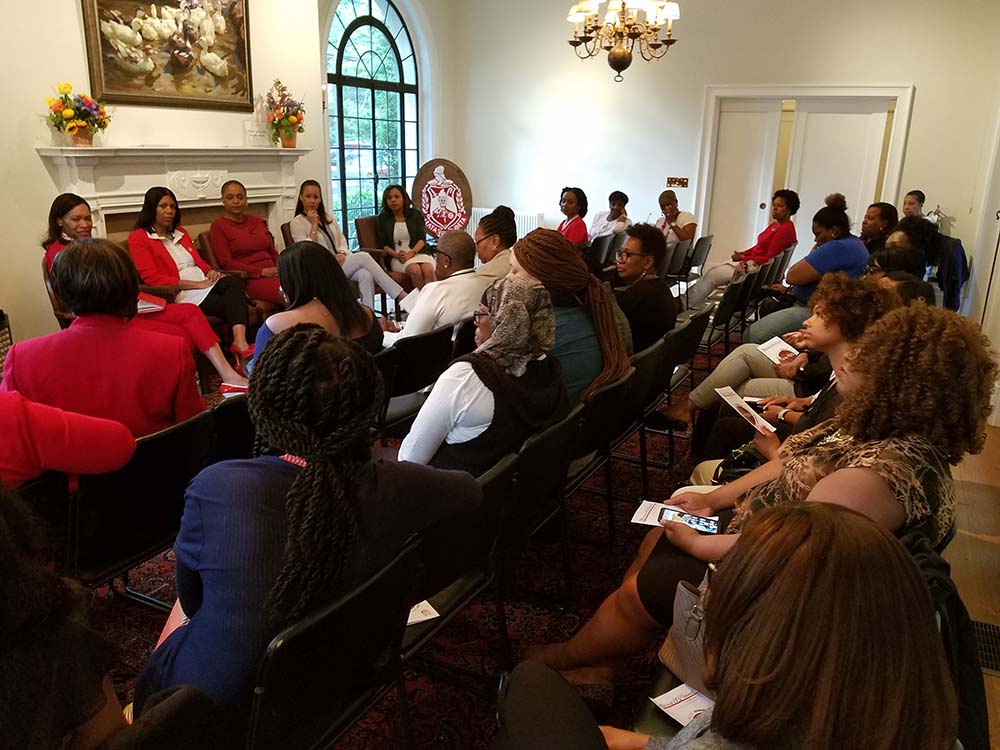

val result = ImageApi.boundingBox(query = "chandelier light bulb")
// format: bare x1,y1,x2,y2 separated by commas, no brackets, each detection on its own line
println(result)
566,3,585,23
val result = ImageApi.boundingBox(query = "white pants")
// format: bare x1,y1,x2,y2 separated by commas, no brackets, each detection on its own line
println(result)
686,262,737,308
342,252,403,308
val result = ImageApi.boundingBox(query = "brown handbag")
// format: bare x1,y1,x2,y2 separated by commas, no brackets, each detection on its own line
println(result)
658,569,711,695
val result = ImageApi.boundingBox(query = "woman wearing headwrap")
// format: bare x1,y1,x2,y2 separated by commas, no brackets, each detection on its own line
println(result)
398,277,570,476
510,228,632,401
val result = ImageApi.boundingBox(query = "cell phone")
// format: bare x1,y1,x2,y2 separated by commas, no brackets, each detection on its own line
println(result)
659,508,719,534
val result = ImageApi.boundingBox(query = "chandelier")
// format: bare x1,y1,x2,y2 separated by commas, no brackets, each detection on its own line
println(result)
566,0,680,81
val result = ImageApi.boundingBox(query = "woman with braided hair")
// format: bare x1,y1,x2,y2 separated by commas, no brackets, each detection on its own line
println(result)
399,277,570,475
134,325,480,713
509,228,632,400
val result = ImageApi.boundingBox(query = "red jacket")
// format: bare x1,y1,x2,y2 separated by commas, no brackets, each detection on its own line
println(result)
0,314,205,438
742,221,797,265
0,391,136,489
209,215,278,278
127,227,212,286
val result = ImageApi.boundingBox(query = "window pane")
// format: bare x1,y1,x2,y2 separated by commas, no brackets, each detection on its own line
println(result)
404,93,417,122
404,121,417,150
342,39,362,77
385,6,403,37
326,41,339,74
328,115,340,149
376,119,399,150
329,13,347,50
344,145,362,179
405,149,418,176
374,89,388,117
326,83,338,115
370,0,389,23
358,149,374,179
342,116,359,145
356,87,373,121
376,148,400,179
402,55,416,85
329,180,342,214
395,27,412,62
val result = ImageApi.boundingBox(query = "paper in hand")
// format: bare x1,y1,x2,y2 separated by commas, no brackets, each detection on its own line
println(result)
757,335,800,365
714,386,776,434
651,683,715,726
399,288,421,314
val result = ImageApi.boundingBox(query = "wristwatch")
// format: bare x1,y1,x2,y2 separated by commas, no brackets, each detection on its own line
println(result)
777,408,790,423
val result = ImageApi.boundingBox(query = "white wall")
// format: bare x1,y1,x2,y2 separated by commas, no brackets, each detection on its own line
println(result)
450,0,1000,259
1,0,327,342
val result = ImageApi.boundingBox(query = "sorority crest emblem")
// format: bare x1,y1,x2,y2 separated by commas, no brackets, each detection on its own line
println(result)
413,158,473,237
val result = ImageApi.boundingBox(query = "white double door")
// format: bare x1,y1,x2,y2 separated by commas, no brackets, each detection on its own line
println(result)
704,96,892,266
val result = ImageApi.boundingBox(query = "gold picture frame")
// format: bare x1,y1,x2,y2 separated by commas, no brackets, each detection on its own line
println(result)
81,0,253,111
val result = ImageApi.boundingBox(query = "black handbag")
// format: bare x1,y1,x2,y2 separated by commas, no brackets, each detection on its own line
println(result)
712,442,764,484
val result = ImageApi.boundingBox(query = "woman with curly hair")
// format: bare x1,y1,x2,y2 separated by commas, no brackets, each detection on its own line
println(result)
666,274,899,426
528,304,996,693
134,325,481,713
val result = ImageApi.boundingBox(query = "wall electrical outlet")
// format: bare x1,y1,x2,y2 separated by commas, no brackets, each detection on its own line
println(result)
666,177,689,188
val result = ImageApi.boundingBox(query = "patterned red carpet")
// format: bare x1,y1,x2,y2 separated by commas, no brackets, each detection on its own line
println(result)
97,384,704,748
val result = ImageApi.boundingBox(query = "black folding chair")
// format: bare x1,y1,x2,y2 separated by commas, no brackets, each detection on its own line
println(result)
667,234,713,307
377,325,454,444
246,538,423,750
212,395,255,462
19,411,215,610
402,453,519,681
659,239,691,286
452,317,477,359
700,269,760,367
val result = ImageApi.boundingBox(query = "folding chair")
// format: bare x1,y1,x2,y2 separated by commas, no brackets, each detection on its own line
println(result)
378,325,454,444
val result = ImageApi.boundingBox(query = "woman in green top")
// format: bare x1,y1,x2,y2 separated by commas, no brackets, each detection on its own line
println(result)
376,184,436,289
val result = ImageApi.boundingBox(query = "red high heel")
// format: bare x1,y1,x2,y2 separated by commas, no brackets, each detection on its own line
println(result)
230,343,255,359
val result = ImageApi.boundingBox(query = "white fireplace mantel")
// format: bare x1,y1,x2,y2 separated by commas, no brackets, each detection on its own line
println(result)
36,146,311,237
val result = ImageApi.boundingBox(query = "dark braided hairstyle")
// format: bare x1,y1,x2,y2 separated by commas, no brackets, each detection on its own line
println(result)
248,323,385,629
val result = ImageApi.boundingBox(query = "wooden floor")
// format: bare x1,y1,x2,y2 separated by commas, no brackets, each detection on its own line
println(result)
945,425,1000,747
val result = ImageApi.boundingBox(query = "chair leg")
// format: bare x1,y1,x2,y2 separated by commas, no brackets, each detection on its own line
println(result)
558,501,573,605
638,424,650,500
492,572,513,672
116,570,173,612
396,671,414,748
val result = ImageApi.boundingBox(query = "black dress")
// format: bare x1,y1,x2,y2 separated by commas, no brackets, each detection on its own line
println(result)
613,277,676,352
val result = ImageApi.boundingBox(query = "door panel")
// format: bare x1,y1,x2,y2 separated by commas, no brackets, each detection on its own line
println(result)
704,99,783,265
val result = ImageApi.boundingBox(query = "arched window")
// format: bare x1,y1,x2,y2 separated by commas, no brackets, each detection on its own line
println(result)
327,0,419,245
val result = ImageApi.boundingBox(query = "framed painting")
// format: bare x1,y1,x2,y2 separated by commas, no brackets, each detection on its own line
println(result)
81,0,253,111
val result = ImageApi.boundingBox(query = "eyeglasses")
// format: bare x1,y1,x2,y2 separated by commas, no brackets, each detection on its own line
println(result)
473,310,498,325
475,234,495,247
617,250,650,261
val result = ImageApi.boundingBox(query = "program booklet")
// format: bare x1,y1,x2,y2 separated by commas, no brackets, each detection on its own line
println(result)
757,335,800,364
714,386,776,434
651,683,715,726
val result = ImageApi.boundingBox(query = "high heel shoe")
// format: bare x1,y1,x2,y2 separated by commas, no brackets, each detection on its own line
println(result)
230,343,255,359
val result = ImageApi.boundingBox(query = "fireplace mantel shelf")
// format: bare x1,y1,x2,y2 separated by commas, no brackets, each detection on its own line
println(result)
36,145,310,161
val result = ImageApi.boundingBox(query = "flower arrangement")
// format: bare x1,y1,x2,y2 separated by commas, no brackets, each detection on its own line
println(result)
45,82,110,145
265,79,305,145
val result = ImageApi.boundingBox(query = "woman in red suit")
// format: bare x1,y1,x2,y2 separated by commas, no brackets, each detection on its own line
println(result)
0,391,135,489
44,194,247,386
208,180,284,307
557,187,589,245
3,240,205,437
127,187,253,364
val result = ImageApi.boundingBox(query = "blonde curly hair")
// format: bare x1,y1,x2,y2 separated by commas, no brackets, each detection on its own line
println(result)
837,304,998,464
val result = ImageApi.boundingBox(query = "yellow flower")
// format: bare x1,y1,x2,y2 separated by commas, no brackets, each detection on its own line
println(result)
45,96,56,108
66,123,79,136
57,82,72,95
288,115,297,124
62,108,75,119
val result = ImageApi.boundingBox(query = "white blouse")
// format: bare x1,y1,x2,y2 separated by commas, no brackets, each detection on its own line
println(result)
288,213,349,254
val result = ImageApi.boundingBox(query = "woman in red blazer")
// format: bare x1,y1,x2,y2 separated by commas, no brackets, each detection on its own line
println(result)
43,193,247,386
128,187,253,363
3,240,205,438
0,391,136,489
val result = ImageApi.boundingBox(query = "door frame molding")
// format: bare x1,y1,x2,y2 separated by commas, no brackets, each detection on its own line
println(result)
695,84,915,234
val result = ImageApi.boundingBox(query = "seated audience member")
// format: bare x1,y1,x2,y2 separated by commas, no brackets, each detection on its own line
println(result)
611,223,677,351
880,270,937,306
685,189,799,309
509,228,631,401
384,230,487,344
44,193,246,386
888,214,940,268
289,179,408,308
377,183,436,289
208,180,284,307
860,201,899,253
2,240,204,437
0,391,135,489
903,188,927,218
529,304,996,687
668,274,899,426
502,504,959,750
398,277,570,475
556,186,589,244
252,241,383,363
134,326,481,712
128,186,254,364
654,190,697,254
868,242,927,279
473,204,516,281
588,190,632,241
746,193,869,344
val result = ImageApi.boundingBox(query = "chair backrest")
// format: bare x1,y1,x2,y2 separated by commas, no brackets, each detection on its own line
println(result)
674,305,713,364
576,367,635,458
775,243,797,283
212,395,255,462
590,234,614,266
197,232,221,270
628,337,668,418
389,325,454,397
759,254,782,287
710,277,747,332
280,222,293,249
452,318,477,359
355,216,380,251
512,403,584,524
26,411,216,583
246,537,422,750
732,268,763,324
41,258,76,330
664,239,692,277
687,235,714,272
477,452,520,532
609,231,628,263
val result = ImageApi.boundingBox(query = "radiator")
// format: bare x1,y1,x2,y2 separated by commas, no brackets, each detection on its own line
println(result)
467,207,544,240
